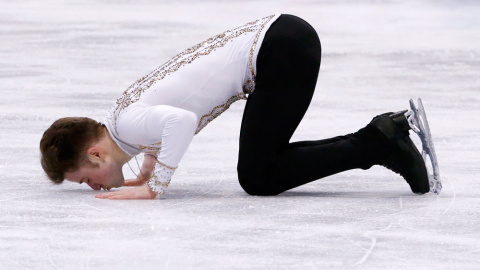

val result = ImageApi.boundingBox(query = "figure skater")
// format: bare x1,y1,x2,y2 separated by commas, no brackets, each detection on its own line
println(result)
40,14,431,200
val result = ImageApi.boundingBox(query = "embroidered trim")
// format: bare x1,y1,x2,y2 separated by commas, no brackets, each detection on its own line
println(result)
147,162,176,194
155,159,178,170
246,15,275,93
111,15,275,134
151,172,170,187
242,79,255,94
138,142,162,155
139,145,160,151
148,171,170,194
195,92,246,134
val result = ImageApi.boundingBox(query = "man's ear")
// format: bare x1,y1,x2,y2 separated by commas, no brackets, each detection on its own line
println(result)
87,147,105,162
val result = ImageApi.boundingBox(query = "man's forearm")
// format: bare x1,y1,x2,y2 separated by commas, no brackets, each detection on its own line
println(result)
140,154,157,180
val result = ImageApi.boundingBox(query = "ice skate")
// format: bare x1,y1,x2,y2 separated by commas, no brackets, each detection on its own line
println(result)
369,111,430,194
406,98,442,195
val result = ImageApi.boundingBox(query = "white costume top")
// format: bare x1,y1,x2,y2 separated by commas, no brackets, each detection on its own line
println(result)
102,14,280,195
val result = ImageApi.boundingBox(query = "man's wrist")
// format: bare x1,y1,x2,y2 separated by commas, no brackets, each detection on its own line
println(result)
145,183,160,198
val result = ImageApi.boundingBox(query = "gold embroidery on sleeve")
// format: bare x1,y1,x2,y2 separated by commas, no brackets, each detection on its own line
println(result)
138,142,162,155
155,160,178,170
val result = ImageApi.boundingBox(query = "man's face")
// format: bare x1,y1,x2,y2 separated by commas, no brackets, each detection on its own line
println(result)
64,162,125,191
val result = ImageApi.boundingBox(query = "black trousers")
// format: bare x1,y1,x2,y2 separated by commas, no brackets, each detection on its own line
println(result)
237,14,390,195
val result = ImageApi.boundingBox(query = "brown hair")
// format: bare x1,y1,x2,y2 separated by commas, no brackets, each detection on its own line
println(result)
40,117,104,184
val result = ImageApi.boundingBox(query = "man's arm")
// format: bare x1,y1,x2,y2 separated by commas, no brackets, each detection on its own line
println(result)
144,108,198,195
97,105,198,200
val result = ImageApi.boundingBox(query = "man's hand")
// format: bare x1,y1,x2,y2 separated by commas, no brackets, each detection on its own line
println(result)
95,185,158,200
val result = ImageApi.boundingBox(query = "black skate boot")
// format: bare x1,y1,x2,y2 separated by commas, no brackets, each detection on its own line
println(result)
369,111,430,194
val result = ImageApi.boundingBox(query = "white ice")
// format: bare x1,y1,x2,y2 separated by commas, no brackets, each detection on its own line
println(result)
1,0,480,269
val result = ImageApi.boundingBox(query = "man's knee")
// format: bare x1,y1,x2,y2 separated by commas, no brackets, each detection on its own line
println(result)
237,166,279,196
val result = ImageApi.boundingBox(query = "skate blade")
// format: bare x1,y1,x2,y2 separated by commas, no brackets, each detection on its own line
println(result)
405,98,442,195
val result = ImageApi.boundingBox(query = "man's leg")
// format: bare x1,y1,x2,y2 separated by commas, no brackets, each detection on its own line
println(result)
237,15,387,195
237,15,427,196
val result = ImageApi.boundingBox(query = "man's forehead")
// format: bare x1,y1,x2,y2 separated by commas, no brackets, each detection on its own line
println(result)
64,169,84,183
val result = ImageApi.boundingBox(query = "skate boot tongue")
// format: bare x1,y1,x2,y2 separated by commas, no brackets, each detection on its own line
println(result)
391,110,410,132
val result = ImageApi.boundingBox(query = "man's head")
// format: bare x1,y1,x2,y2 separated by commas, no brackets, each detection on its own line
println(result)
40,117,125,190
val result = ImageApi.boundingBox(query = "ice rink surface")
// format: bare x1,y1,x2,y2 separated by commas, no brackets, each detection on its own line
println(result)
1,0,480,269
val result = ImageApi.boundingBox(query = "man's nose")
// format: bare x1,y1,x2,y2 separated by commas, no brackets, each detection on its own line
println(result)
87,182,102,190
